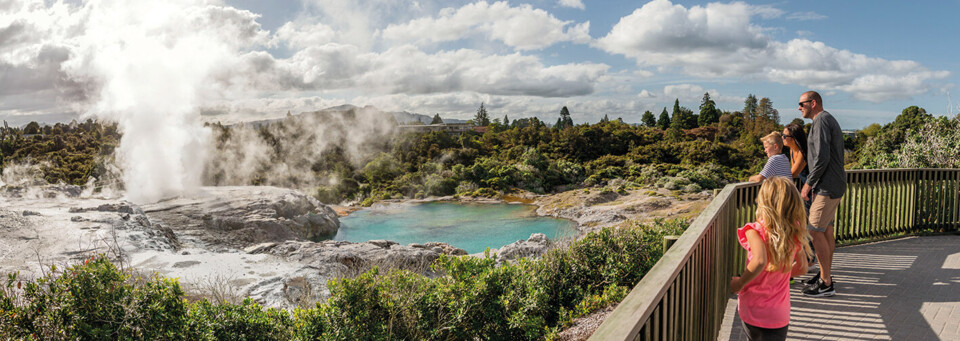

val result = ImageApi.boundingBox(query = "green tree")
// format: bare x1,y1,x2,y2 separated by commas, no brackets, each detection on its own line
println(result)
557,106,574,129
656,107,670,130
743,94,758,133
600,114,610,123
670,99,696,130
503,114,510,127
641,110,656,127
860,123,881,138
698,93,721,126
24,121,40,135
754,97,778,134
474,103,490,126
430,114,443,125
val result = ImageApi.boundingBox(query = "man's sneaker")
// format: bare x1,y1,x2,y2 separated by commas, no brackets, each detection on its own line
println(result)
803,271,820,287
802,278,836,297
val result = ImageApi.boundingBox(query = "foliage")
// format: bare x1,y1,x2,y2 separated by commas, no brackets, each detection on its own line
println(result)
0,256,188,340
641,110,656,127
1,220,689,340
656,108,670,130
851,106,938,168
474,103,491,126
0,120,120,187
556,106,574,130
698,93,721,127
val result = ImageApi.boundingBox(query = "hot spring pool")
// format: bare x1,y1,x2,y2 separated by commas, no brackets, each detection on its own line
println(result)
333,202,577,254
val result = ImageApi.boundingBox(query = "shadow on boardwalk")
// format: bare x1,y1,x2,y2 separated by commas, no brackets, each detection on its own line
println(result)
720,235,960,341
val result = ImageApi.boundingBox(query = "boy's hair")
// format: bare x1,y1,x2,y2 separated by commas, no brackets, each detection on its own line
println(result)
755,177,812,272
761,131,783,148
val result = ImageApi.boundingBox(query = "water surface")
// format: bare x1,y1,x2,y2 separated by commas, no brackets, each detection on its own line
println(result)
334,202,577,254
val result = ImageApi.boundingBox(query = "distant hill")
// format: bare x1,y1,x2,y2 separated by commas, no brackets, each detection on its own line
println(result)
229,104,465,127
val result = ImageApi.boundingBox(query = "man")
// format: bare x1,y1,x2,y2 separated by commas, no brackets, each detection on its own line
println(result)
798,91,846,297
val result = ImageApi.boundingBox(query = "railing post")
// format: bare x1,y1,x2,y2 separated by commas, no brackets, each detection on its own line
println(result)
663,236,680,253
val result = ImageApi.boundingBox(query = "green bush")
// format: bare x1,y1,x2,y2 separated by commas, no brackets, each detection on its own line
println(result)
0,256,188,340
1,220,689,340
186,299,293,341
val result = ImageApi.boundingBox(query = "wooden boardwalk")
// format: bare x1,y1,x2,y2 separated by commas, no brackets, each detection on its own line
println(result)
719,235,960,341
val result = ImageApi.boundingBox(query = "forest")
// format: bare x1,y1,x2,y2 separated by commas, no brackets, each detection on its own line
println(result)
2,95,958,205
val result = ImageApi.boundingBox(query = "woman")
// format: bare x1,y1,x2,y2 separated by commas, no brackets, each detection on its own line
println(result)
784,123,817,278
783,123,808,183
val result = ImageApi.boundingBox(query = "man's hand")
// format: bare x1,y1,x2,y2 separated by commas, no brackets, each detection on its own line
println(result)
801,184,812,202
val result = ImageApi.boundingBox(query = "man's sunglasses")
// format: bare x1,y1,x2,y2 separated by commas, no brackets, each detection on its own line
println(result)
798,100,813,107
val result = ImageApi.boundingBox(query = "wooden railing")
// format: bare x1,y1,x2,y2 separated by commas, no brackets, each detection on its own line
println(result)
589,169,960,341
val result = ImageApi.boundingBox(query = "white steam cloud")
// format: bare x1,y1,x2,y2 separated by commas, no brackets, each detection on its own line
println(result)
54,0,267,203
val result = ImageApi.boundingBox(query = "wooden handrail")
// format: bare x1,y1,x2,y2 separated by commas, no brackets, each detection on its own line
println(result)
589,168,960,341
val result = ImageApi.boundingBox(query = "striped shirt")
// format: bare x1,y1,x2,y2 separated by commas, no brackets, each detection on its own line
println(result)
760,154,792,180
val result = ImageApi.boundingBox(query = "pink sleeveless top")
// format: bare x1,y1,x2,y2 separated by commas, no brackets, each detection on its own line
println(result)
737,222,797,329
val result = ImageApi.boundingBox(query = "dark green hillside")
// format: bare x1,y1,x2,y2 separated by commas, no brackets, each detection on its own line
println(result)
0,120,120,186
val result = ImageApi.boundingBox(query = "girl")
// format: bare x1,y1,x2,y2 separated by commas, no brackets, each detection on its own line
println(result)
730,177,812,340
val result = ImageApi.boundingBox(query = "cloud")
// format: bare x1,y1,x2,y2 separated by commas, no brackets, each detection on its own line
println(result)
558,0,585,10
786,11,827,21
235,44,609,97
382,1,591,50
271,21,336,49
637,90,656,98
597,0,949,102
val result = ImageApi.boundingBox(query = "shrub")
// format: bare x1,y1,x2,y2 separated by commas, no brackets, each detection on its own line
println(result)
1,220,690,340
186,299,293,341
0,256,188,340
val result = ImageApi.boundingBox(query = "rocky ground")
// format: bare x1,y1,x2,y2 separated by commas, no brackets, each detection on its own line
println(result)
535,187,713,232
0,182,714,334
0,185,466,309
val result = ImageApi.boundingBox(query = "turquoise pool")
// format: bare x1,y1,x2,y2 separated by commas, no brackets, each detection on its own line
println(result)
333,202,577,254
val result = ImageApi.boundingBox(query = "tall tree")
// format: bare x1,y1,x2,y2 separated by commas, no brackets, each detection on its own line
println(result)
558,106,574,129
657,107,670,130
503,114,510,127
430,113,443,125
698,92,721,126
474,102,490,126
742,94,758,133
601,114,610,123
756,97,778,134
641,110,656,127
670,99,696,130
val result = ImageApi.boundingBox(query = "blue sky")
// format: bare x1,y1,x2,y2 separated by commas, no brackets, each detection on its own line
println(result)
2,0,958,129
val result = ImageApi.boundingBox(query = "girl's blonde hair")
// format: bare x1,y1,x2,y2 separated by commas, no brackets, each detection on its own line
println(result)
755,177,812,272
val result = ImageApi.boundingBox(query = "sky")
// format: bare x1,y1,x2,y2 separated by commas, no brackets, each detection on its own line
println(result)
2,0,959,129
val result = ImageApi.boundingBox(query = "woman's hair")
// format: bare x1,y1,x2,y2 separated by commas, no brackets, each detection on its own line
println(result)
761,131,783,148
785,123,808,159
755,177,812,272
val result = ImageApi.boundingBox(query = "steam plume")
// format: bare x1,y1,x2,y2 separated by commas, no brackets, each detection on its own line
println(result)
59,0,265,203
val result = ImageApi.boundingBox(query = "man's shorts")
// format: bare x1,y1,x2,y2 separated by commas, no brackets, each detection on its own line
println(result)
808,194,842,233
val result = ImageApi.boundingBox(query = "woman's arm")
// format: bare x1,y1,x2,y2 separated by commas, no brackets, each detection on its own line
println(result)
790,151,806,178
730,229,767,293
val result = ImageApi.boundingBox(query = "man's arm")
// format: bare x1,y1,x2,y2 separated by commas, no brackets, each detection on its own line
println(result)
805,119,831,189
